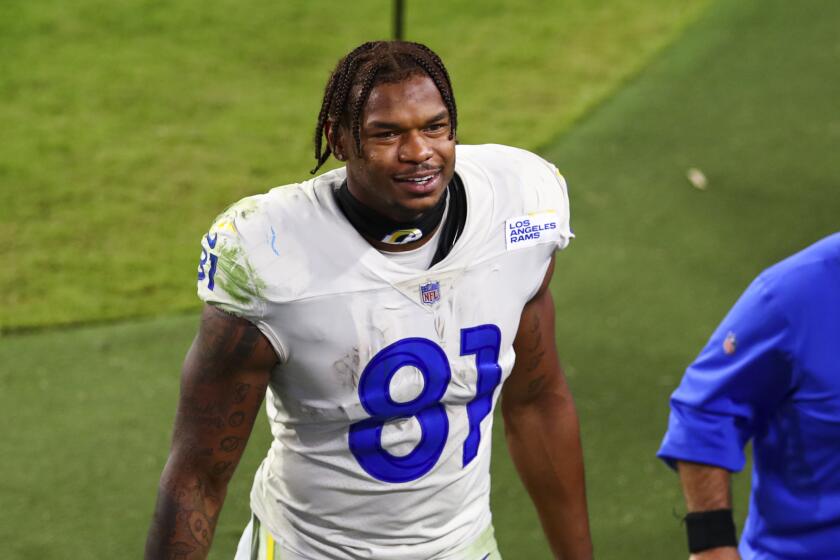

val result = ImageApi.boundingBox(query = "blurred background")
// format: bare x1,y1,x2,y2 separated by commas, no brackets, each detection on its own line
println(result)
1,0,838,557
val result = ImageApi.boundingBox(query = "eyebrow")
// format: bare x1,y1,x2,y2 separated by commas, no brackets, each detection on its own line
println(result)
367,110,450,130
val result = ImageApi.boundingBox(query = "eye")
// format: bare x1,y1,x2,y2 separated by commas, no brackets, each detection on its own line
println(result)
374,130,400,139
425,123,449,133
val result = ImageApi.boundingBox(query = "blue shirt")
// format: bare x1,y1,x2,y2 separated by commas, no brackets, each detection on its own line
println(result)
658,233,840,559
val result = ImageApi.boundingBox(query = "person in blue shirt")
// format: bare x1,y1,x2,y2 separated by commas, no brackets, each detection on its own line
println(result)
658,232,840,559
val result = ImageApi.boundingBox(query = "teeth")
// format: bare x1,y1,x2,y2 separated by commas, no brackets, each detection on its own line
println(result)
407,174,434,183
397,171,438,183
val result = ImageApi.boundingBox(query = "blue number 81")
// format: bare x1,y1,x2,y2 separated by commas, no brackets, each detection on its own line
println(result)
348,325,502,483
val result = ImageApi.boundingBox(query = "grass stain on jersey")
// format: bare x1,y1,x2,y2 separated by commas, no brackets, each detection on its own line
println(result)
214,242,266,305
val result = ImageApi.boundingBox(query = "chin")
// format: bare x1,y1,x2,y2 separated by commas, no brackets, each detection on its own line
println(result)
398,190,445,217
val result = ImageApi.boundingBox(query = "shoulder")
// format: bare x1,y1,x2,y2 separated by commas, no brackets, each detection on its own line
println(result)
198,168,361,306
457,143,572,242
456,143,569,209
457,144,562,180
758,233,840,298
208,168,347,244
452,145,574,258
195,174,333,313
755,232,840,320
208,194,269,242
196,194,272,318
764,233,840,280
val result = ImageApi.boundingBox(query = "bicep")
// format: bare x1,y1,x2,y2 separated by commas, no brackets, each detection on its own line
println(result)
168,305,277,480
503,257,569,411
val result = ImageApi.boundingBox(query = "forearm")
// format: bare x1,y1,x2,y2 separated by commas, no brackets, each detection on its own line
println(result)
146,459,227,559
504,392,592,560
145,399,255,560
146,385,262,559
677,461,739,560
145,389,263,560
678,461,732,511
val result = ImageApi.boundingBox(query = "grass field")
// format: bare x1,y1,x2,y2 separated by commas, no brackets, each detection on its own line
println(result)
1,0,708,330
539,0,839,555
2,0,839,558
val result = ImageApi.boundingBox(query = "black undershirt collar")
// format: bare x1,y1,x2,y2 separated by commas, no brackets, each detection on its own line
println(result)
335,180,446,245
334,174,467,267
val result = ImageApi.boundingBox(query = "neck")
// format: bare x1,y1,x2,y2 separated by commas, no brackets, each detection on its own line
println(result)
335,180,449,249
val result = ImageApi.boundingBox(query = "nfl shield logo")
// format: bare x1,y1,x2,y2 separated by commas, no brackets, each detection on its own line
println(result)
420,281,441,305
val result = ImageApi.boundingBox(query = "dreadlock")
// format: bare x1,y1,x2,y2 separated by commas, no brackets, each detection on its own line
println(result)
311,41,458,174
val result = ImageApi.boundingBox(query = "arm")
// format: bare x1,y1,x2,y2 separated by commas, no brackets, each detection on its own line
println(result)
501,257,593,559
678,461,740,560
657,276,795,559
145,305,278,559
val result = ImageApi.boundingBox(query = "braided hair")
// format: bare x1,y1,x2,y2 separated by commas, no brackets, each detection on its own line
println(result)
311,41,458,174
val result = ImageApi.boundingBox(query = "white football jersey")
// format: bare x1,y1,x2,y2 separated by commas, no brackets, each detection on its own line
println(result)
196,144,573,560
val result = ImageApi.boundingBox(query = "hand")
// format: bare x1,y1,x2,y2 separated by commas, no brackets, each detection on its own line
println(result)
690,546,740,560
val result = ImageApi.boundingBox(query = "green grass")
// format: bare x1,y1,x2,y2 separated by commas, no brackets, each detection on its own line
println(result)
0,315,274,559
3,0,840,558
0,0,709,330
535,0,840,555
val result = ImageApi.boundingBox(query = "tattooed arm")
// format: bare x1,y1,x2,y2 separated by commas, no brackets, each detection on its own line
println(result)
502,257,593,559
145,305,278,559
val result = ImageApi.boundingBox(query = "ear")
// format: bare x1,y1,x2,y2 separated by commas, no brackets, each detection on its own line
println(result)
325,120,347,161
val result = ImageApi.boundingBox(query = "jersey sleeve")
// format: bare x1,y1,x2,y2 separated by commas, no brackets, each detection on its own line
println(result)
530,154,575,252
657,275,794,472
196,198,266,321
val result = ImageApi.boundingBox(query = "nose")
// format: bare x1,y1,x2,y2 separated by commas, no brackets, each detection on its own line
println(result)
398,130,433,163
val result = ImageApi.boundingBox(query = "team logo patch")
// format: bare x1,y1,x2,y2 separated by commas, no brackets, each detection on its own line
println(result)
383,228,423,245
505,211,561,250
723,331,737,355
420,281,441,305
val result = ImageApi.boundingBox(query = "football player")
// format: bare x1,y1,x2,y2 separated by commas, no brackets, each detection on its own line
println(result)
146,40,592,560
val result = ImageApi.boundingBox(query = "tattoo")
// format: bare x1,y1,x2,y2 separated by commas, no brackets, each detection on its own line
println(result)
188,511,212,547
527,375,546,397
212,461,233,477
220,436,243,453
148,477,222,559
524,315,546,372
168,541,196,560
233,382,250,404
228,325,262,366
181,402,225,430
228,411,245,427
526,314,541,350
524,350,546,373
194,307,265,379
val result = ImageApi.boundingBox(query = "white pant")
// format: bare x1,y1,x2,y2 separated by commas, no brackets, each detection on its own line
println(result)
233,514,502,560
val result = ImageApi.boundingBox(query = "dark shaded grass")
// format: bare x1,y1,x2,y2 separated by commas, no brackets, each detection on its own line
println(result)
523,0,839,556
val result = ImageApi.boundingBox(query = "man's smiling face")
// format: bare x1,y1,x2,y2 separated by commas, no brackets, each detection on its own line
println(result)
335,73,456,223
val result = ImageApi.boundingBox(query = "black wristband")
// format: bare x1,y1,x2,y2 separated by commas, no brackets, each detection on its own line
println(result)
685,509,737,553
